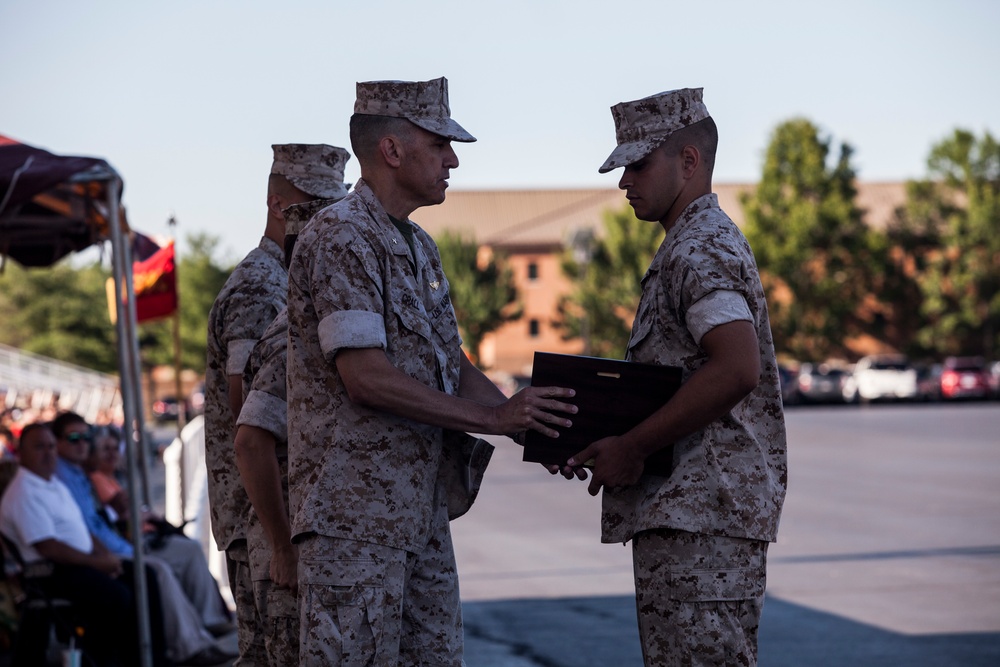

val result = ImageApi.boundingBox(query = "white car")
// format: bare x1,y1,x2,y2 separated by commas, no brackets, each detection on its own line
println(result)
843,355,918,403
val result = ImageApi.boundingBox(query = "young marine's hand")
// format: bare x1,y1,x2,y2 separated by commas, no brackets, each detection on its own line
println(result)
495,386,577,438
568,436,644,496
545,462,589,480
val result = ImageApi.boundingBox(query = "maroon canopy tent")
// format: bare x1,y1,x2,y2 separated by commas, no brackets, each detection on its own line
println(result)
0,134,122,267
0,133,156,667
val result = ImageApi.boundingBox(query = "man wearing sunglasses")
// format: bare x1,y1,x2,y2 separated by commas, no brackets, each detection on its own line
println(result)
52,412,235,666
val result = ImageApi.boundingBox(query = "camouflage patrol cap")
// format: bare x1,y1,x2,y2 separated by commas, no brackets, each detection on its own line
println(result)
271,144,352,199
598,88,710,173
354,77,476,143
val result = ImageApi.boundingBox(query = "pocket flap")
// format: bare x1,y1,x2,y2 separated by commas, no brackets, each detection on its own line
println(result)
669,567,765,602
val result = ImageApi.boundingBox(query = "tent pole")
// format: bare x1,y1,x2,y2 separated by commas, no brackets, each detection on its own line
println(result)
121,223,153,506
108,177,154,667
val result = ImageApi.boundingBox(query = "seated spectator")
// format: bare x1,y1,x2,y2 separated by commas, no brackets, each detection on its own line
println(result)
51,412,235,666
0,422,169,667
86,425,129,522
86,425,144,537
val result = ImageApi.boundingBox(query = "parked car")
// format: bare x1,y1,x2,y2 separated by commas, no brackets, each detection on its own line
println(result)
152,396,183,422
795,363,848,404
842,354,918,403
987,360,1000,399
915,363,943,402
777,364,799,406
940,356,991,400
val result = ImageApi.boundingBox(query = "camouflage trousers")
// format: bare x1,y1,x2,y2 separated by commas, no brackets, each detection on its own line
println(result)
227,541,269,666
632,529,768,667
247,508,299,667
297,503,464,666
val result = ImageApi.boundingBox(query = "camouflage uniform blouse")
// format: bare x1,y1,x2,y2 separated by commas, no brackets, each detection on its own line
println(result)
238,306,289,461
602,194,787,545
286,179,463,553
239,307,289,444
237,307,290,581
205,236,287,551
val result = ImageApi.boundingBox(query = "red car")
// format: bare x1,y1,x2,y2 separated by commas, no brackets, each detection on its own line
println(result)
940,356,991,400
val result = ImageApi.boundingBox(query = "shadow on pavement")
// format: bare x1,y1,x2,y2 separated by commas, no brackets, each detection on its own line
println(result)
462,594,1000,667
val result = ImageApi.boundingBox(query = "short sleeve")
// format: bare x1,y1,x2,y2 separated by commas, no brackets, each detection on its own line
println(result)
237,390,287,441
222,290,281,375
9,494,58,548
310,227,389,360
685,290,753,344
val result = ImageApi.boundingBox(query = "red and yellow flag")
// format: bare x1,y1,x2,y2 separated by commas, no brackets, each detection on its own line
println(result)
106,236,178,324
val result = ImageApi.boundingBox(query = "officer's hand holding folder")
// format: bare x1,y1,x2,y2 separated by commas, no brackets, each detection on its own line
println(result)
523,352,683,477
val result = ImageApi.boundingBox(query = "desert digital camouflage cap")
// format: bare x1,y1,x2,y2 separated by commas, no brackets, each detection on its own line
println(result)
354,77,476,143
271,144,352,199
282,197,341,237
598,88,710,173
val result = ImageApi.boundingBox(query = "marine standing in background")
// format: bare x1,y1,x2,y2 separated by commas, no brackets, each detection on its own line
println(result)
233,193,348,667
567,87,788,666
204,143,350,664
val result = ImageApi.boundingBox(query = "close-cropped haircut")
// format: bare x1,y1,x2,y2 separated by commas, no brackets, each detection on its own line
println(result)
349,114,415,164
17,422,53,448
661,116,719,175
51,411,87,439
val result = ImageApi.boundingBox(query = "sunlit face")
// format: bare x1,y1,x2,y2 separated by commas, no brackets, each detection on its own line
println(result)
397,126,460,208
57,421,92,466
618,144,685,226
19,428,59,480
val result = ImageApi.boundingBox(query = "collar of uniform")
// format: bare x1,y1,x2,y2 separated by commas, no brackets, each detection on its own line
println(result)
667,193,720,237
258,235,284,264
351,178,390,223
345,179,414,262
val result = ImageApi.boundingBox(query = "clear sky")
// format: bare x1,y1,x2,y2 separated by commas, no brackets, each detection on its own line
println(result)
2,0,997,261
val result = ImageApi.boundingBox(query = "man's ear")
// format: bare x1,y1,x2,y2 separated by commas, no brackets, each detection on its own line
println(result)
266,192,285,220
681,144,700,177
379,134,404,169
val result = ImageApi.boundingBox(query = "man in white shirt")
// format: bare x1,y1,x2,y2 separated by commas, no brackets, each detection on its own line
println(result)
0,422,164,667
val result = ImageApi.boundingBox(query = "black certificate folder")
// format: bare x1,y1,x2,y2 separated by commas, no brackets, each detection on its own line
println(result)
522,352,682,477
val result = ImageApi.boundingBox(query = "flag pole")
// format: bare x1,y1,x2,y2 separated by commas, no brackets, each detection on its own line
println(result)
168,216,186,521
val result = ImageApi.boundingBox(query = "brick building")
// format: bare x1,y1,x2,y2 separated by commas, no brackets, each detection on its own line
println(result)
411,183,907,379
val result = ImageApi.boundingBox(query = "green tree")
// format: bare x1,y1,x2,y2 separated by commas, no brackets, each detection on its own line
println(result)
555,205,663,359
740,118,881,360
436,231,521,367
139,232,234,373
0,259,120,373
890,129,1000,357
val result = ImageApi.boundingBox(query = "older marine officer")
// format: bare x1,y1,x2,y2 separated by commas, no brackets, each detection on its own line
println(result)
286,77,578,665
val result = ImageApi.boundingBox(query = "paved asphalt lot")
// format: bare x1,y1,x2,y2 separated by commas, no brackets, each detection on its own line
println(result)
148,402,999,666
452,402,1000,666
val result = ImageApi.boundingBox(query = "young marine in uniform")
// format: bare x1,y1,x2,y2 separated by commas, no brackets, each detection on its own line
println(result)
567,87,788,666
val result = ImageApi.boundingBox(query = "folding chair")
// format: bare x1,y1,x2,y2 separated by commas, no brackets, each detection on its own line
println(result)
0,534,80,667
